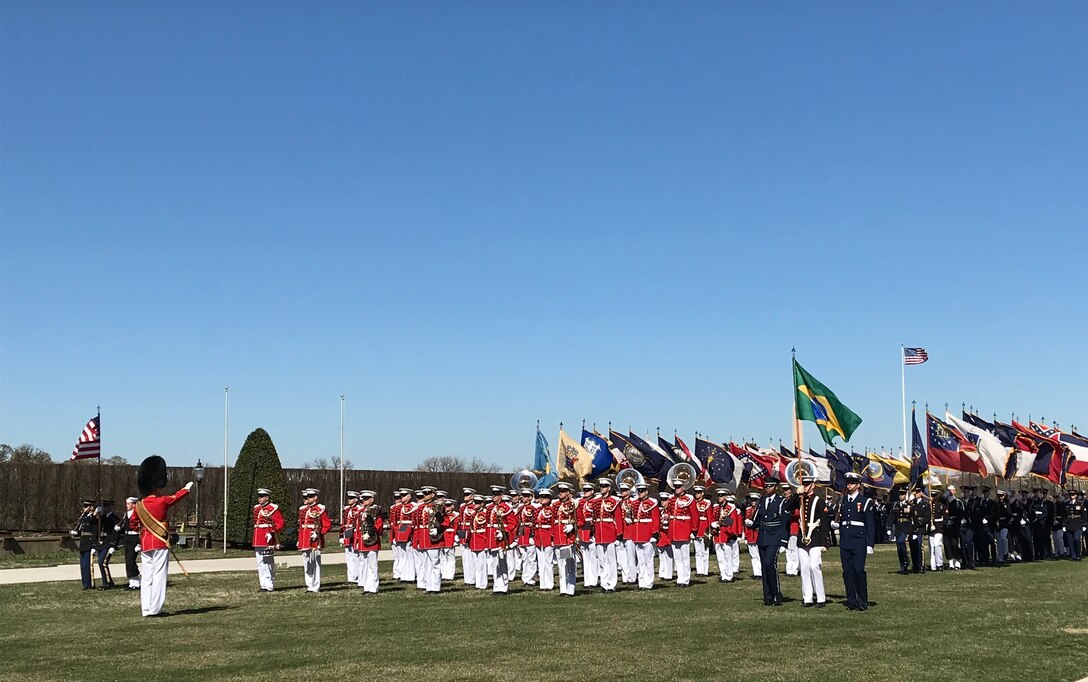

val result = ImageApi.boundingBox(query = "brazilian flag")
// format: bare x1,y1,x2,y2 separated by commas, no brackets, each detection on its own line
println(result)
793,359,862,445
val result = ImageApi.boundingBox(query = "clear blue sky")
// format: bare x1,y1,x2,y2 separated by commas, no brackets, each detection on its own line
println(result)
2,3,1086,471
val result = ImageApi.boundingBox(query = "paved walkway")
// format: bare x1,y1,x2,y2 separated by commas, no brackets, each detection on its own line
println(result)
0,549,394,585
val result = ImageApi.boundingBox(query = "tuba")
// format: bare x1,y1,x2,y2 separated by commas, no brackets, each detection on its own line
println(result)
666,462,698,491
510,470,538,491
784,459,818,489
360,504,381,547
616,468,644,491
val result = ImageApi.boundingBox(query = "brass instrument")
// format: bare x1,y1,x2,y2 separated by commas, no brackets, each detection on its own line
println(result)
428,500,444,538
616,468,644,490
666,462,698,491
784,459,817,489
706,500,728,543
359,504,380,547
510,470,539,490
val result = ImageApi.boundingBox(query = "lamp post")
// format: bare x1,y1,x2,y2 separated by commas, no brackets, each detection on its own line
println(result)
193,460,205,548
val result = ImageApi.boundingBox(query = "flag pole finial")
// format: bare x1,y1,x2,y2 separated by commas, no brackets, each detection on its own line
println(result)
536,419,540,431
581,419,585,431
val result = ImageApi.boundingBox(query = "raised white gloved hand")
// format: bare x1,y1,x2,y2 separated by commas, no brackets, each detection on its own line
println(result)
711,522,720,530
830,521,840,530
744,519,753,527
866,546,874,555
184,481,194,491
563,524,574,534
1020,520,1026,526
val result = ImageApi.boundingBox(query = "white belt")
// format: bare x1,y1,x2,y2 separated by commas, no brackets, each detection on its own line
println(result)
844,521,866,527
125,531,139,535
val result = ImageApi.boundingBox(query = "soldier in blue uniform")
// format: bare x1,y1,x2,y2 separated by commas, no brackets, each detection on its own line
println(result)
69,499,99,590
890,489,912,574
745,478,796,606
830,472,875,611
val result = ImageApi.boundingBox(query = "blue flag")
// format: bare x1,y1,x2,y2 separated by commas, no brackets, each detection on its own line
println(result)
626,431,673,480
909,408,929,489
694,437,739,487
533,428,558,490
610,431,657,478
581,429,613,479
862,455,896,490
824,447,853,492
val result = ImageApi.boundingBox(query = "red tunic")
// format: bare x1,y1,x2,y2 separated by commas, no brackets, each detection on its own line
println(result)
138,487,190,551
297,503,332,551
576,496,598,543
468,506,489,552
516,503,537,547
340,504,360,546
626,498,660,543
352,509,384,552
712,502,743,544
252,502,285,548
411,502,445,551
534,504,555,547
593,495,623,545
442,510,460,548
484,501,516,550
693,498,713,539
665,493,697,541
392,501,415,543
551,499,577,547
743,504,759,544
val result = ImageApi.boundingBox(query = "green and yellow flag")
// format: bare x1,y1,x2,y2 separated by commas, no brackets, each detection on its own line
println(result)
793,359,862,446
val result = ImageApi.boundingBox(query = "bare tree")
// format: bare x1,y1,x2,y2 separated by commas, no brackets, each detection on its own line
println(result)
104,455,129,465
415,455,502,473
0,443,52,464
303,456,353,470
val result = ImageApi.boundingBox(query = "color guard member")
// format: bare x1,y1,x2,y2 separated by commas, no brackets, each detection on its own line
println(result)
830,472,876,612
794,475,830,607
117,496,142,589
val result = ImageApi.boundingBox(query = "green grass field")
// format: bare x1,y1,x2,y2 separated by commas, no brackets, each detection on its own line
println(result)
0,546,265,569
2,546,1085,682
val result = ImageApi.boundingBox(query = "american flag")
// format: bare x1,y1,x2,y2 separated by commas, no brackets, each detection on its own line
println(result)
71,416,101,460
904,347,929,365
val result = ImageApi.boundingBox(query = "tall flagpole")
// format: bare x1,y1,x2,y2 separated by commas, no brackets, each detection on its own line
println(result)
223,386,229,554
339,395,345,508
900,345,908,472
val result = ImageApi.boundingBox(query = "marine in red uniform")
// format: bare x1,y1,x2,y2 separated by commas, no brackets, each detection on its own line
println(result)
298,488,332,593
630,483,661,590
576,483,599,588
391,489,415,582
711,490,743,582
440,499,460,581
458,488,477,585
657,492,674,579
516,489,538,586
593,479,623,592
534,489,557,591
468,494,490,589
252,487,285,592
411,488,445,592
134,455,191,617
692,486,714,576
353,490,384,593
551,482,579,596
484,485,517,594
744,492,763,579
340,491,361,584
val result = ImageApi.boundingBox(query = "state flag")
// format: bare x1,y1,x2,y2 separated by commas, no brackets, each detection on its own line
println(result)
694,437,742,488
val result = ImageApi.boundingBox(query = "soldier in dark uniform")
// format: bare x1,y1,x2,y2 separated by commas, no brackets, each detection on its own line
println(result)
961,485,978,568
943,485,964,570
1050,490,1066,559
1008,489,1029,561
69,499,99,590
831,472,876,612
1064,489,1086,561
874,496,889,545
745,478,796,606
1030,488,1051,559
908,488,928,573
890,489,913,574
116,496,142,589
974,486,998,566
96,500,120,589
994,490,1011,564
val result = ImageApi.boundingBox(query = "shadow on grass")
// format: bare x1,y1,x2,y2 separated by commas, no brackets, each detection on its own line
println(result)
170,605,236,616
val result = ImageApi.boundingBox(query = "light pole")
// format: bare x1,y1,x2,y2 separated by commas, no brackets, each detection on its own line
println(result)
340,395,345,508
224,386,229,553
193,460,205,548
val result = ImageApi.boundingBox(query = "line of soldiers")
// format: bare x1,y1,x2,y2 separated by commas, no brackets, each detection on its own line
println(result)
882,484,1086,573
249,471,880,610
69,497,143,590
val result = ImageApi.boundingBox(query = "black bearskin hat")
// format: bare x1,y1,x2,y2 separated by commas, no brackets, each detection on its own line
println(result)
138,455,168,496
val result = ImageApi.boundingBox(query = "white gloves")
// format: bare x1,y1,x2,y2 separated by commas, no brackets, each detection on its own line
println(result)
529,538,535,546
495,531,504,541
184,481,194,491
982,519,988,525
265,532,273,544
107,547,115,556
69,530,78,537
362,533,371,543
114,525,121,532
743,519,753,527
339,538,345,546
866,546,874,555
911,535,918,540
1020,520,1027,526
135,545,141,552
310,531,318,541
430,528,439,538
830,521,840,530
563,524,574,534
710,522,720,530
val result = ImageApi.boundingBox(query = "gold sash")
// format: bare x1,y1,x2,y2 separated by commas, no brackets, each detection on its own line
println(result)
135,500,169,547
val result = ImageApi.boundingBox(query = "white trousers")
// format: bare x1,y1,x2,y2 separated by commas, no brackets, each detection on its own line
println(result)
694,538,711,575
797,545,826,604
536,546,555,590
731,539,741,573
929,533,945,570
556,545,577,595
658,544,674,579
391,541,402,579
519,545,538,584
636,542,656,589
746,541,762,577
473,550,490,589
140,549,169,617
461,546,475,584
357,551,379,593
785,536,799,576
714,540,737,581
415,546,429,589
398,542,415,581
488,549,510,593
255,551,276,590
672,541,691,585
441,547,456,580
510,543,522,576
579,541,598,587
622,539,637,583
425,548,441,592
595,542,618,590
302,549,322,592
345,547,358,583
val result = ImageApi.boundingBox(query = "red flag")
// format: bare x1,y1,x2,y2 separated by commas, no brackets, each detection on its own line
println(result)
926,412,983,474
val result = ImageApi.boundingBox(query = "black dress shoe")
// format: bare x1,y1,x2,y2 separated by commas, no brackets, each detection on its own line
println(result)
815,602,826,609
802,602,813,608
857,604,868,612
846,604,858,611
